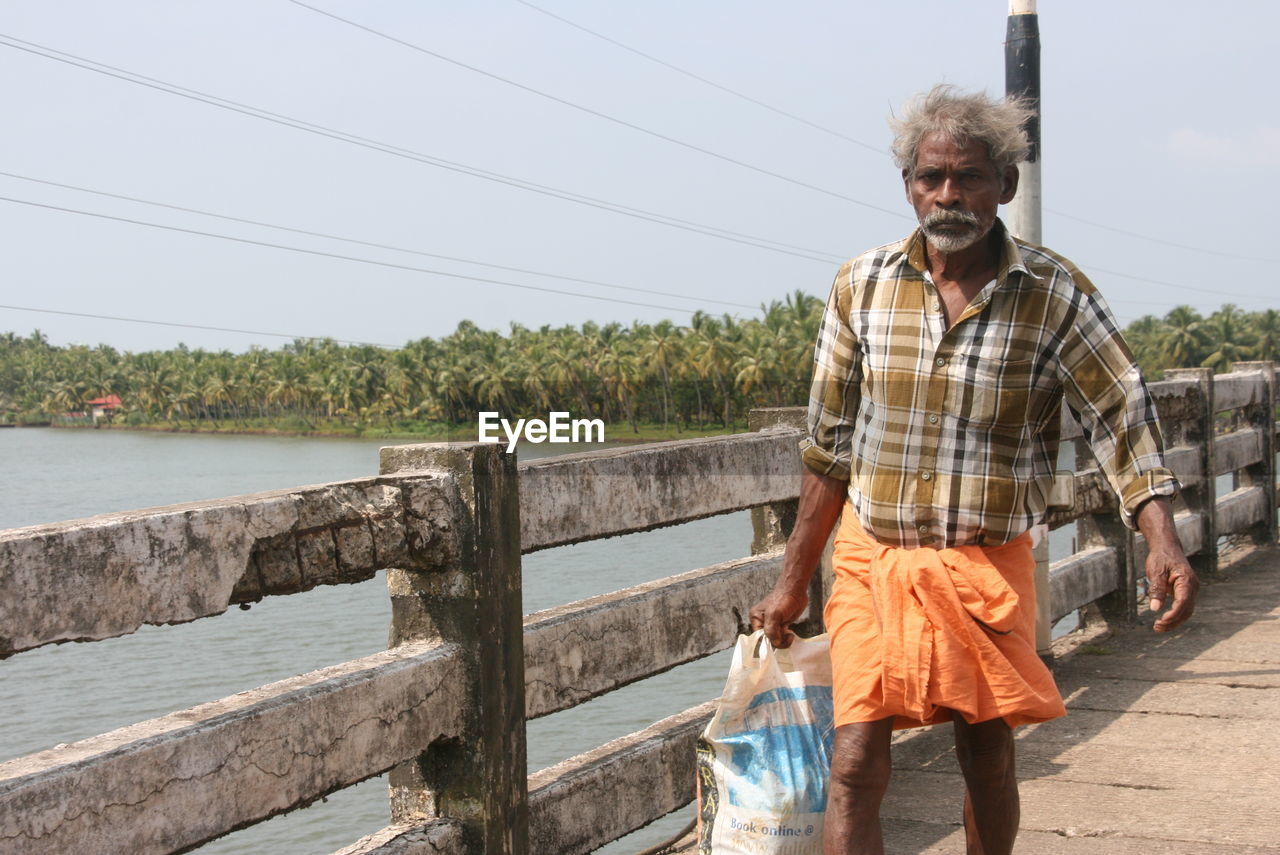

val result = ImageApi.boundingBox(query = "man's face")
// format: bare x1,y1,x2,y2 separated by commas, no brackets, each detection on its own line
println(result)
904,133,1018,254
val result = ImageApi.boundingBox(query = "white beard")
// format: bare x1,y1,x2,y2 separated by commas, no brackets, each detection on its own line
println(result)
923,224,985,253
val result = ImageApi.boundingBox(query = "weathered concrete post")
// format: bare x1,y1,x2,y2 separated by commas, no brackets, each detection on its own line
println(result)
1166,367,1218,577
1231,361,1277,544
748,406,831,636
378,441,529,855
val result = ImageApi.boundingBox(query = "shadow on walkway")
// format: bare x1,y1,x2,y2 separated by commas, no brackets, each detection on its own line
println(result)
879,542,1280,853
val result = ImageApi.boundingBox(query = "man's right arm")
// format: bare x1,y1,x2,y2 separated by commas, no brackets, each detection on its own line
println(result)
749,467,847,648
750,262,858,648
747,263,860,645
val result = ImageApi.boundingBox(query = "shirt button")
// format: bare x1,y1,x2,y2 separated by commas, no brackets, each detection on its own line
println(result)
935,356,946,367
928,413,939,424
917,523,929,534
933,301,941,312
920,471,933,481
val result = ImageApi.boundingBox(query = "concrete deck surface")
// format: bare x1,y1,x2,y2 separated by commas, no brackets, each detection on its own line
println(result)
670,542,1280,854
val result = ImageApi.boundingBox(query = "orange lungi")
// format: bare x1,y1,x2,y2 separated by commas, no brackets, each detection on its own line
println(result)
824,506,1066,730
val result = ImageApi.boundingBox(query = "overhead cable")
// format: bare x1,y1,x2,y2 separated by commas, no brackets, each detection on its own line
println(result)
512,0,884,153
3,35,1256,305
0,303,399,348
285,0,911,220
1049,208,1279,264
1081,264,1273,303
0,33,845,265
0,170,759,310
0,194,707,314
503,4,1269,264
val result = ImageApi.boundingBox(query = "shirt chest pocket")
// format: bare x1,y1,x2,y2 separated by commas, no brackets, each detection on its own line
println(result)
957,358,1035,435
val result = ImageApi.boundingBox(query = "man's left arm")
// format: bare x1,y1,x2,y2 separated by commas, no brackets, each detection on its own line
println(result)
1056,278,1200,632
1135,496,1200,632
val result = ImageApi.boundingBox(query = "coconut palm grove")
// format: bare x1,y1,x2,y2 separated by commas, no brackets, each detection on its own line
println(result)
1,299,1276,437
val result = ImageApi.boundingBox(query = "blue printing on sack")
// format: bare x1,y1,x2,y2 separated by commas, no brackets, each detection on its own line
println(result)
720,686,835,813
744,685,834,720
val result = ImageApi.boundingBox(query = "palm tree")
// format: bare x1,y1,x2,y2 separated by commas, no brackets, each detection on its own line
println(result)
1160,306,1210,369
1249,309,1280,363
1200,305,1255,373
638,319,682,429
131,352,177,420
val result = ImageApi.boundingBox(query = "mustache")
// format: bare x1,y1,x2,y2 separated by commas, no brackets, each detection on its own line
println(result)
923,210,981,229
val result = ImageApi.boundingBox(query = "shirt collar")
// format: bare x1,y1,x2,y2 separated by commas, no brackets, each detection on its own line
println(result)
899,218,1041,286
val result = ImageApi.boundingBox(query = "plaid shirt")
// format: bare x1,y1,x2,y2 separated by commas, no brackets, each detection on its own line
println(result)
801,219,1178,548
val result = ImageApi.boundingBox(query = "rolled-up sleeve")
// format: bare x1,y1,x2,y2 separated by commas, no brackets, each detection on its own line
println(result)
799,262,860,480
1058,282,1179,529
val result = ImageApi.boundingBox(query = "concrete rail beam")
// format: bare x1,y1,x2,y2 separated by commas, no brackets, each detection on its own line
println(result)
1213,428,1265,477
1049,546,1120,623
1164,445,1202,488
1211,371,1264,413
523,553,781,719
1148,376,1204,425
526,702,714,855
1216,486,1270,536
1043,468,1116,530
517,431,803,552
0,641,466,855
331,819,463,855
0,474,455,657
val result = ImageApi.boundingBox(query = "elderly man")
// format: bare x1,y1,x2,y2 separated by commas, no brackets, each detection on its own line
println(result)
750,85,1199,855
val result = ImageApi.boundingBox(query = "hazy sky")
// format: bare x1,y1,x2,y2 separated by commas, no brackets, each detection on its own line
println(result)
3,1,1276,353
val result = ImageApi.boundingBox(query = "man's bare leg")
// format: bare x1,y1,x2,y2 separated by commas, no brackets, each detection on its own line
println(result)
952,713,1019,855
824,718,894,855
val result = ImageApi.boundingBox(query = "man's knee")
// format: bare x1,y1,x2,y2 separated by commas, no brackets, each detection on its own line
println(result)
829,719,894,797
953,716,1016,784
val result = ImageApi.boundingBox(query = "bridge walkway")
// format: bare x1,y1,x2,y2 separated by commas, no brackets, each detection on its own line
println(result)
673,542,1280,854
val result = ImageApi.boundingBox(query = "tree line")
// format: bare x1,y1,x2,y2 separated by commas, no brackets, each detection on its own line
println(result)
1,300,1275,433
0,293,822,433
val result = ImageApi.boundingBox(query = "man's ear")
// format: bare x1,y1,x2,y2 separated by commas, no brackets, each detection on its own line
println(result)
902,167,912,200
1000,165,1019,204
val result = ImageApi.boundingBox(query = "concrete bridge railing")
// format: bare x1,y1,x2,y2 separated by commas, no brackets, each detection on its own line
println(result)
0,361,1276,855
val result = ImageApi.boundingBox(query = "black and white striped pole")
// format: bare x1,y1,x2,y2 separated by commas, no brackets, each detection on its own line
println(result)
1005,0,1041,244
1004,0,1052,662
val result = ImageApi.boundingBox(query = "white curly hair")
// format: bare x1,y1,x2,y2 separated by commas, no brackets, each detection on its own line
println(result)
890,84,1034,175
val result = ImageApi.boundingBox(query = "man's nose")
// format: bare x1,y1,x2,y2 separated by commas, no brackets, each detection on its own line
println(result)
936,177,961,206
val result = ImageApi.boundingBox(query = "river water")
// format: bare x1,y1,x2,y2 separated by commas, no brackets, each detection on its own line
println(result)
0,427,1079,854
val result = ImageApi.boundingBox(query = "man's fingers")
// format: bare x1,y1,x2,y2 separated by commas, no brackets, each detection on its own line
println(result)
1148,566,1170,613
750,591,806,648
762,614,794,649
1154,571,1198,632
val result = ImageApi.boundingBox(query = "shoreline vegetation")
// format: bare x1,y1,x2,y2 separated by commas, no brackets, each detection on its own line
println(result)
2,301,1277,437
36,417,743,443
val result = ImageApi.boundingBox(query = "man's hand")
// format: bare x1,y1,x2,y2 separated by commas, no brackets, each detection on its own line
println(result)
1147,547,1199,632
750,467,848,649
1137,497,1200,633
750,586,809,649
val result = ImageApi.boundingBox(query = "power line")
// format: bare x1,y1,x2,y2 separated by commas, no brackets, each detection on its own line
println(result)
1082,264,1274,303
0,170,759,311
0,304,399,347
285,0,911,221
1048,208,1279,264
0,193,710,314
512,0,885,154
502,4,1268,266
8,31,1251,308
0,33,846,266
